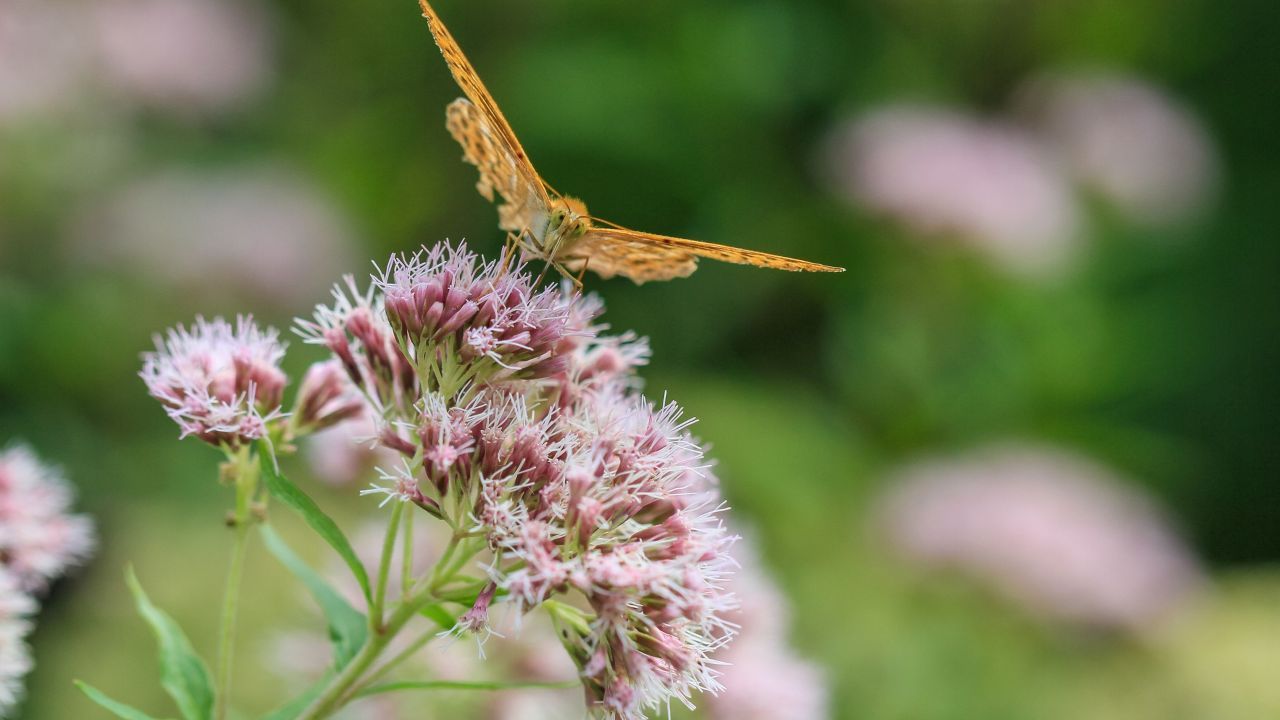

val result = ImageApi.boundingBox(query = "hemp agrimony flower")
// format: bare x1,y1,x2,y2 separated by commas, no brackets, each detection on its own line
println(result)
0,569,33,717
0,445,95,592
141,315,287,447
108,241,751,720
300,242,740,719
0,444,95,718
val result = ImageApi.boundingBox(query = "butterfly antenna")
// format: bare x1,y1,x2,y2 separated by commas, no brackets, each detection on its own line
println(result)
587,215,628,231
542,180,565,199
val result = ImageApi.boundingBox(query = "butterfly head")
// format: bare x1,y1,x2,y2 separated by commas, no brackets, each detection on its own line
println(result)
547,197,592,241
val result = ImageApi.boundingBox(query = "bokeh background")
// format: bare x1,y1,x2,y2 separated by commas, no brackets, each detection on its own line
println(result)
1,0,1277,717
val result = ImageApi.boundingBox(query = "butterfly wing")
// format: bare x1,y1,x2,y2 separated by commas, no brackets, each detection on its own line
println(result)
565,230,700,284
419,0,550,219
446,98,548,234
571,226,844,284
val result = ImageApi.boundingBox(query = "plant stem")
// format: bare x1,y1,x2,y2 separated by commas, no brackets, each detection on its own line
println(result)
214,451,257,720
296,589,440,719
297,530,469,719
360,623,441,689
370,502,403,629
401,510,414,602
356,679,580,698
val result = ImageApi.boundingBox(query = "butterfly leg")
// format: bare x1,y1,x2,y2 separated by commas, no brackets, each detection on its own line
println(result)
533,258,555,287
574,257,590,288
552,260,583,292
500,232,520,272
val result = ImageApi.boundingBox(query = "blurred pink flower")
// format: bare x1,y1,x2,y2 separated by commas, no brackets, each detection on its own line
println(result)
0,569,34,716
1018,73,1219,227
876,443,1203,632
294,360,367,434
708,536,829,720
0,445,95,593
0,0,92,124
304,413,397,487
826,105,1082,277
74,166,358,307
91,0,272,116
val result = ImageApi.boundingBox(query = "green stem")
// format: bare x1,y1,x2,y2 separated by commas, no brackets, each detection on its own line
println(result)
357,679,580,698
296,589,440,720
431,536,483,594
370,502,404,629
296,531,469,719
401,510,414,602
214,451,257,720
360,622,441,689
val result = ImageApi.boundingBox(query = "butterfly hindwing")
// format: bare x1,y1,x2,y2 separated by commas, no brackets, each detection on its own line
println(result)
574,227,843,283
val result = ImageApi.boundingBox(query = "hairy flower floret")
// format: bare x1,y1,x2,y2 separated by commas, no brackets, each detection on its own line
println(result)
0,445,96,593
297,276,417,416
375,243,589,383
141,315,287,447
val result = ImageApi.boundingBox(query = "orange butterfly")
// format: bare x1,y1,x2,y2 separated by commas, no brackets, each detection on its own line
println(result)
419,0,844,283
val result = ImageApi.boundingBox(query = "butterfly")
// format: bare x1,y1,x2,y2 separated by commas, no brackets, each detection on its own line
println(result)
418,0,844,284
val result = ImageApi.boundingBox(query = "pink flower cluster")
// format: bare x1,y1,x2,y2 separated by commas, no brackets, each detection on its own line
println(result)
140,316,287,447
472,391,737,718
0,445,95,716
826,73,1219,278
876,444,1203,633
302,242,738,719
708,536,828,720
0,569,34,717
0,445,95,592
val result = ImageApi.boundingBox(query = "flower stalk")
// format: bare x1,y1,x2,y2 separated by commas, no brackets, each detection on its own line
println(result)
214,448,260,720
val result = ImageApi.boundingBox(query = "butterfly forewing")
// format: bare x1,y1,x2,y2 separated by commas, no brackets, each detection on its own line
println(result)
420,0,548,210
446,98,547,235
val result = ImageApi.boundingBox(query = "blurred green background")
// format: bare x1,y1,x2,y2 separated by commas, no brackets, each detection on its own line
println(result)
1,0,1277,717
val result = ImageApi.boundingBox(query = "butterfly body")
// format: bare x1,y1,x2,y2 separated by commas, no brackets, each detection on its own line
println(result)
423,0,844,283
537,197,592,261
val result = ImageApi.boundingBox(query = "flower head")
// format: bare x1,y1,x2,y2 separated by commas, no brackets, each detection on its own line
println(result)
297,276,416,415
446,390,736,719
825,105,1081,278
876,443,1203,632
294,359,365,433
374,243,589,381
0,569,33,717
0,445,95,592
91,0,272,117
141,315,287,447
1017,72,1218,228
708,534,829,720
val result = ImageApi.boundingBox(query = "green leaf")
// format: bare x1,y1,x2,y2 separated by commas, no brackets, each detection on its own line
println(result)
260,675,330,720
127,568,215,720
260,524,368,669
356,680,580,698
75,681,168,720
418,602,458,629
258,442,371,602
